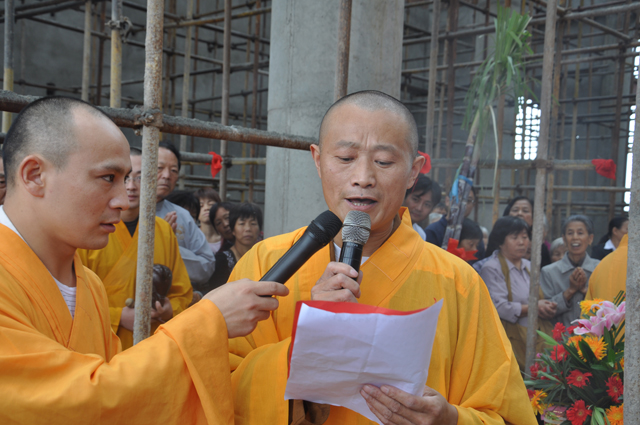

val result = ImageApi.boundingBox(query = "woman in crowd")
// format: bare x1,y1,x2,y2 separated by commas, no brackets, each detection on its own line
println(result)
480,216,557,370
209,202,263,291
165,190,200,222
209,201,236,252
550,237,567,263
540,215,599,327
403,175,441,240
503,196,551,268
591,215,628,260
195,188,223,254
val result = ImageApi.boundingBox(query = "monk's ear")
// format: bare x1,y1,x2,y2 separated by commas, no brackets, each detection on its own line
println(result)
310,144,322,179
18,155,47,198
406,155,425,190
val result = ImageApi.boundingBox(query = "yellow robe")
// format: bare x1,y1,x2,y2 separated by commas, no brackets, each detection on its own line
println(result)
78,218,192,349
0,224,234,424
228,208,536,425
586,234,627,302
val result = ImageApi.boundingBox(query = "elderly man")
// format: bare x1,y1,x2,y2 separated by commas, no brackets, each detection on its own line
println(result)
155,142,215,285
228,91,535,425
77,147,193,350
0,96,287,424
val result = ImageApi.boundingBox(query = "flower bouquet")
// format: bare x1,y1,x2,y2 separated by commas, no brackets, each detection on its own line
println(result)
524,293,625,425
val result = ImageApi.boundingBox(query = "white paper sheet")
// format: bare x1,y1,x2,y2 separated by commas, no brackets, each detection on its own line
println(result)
284,299,443,424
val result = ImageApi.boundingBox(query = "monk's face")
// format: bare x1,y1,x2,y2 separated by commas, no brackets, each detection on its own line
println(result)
45,110,130,250
125,154,142,210
311,104,422,234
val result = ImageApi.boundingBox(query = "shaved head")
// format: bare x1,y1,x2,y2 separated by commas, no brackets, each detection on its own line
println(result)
319,90,419,157
3,96,114,187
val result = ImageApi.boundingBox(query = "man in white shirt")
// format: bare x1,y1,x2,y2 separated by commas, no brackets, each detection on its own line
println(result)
155,142,215,285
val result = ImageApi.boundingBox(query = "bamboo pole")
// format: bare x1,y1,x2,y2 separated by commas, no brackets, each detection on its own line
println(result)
133,0,164,345
334,0,352,101
624,45,640,422
445,0,458,187
424,0,440,158
566,7,583,217
525,0,557,371
219,0,231,201
95,1,106,105
249,0,261,202
81,1,92,102
492,94,505,224
2,0,14,133
178,0,194,190
110,0,123,108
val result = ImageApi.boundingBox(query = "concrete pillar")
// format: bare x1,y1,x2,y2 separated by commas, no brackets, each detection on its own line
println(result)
264,0,405,237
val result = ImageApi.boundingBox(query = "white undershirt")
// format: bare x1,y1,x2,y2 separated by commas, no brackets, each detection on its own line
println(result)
0,206,76,318
604,239,616,251
334,243,370,266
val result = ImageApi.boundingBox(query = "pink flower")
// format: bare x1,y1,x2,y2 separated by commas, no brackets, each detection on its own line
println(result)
572,301,625,337
573,315,606,337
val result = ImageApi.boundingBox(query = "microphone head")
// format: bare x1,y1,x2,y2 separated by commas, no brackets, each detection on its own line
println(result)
307,210,343,246
342,210,371,245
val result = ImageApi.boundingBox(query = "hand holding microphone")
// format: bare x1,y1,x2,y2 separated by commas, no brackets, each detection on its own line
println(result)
311,211,371,303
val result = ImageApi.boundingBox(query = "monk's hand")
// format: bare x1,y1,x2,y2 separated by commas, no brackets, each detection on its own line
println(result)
204,279,289,338
360,384,458,425
310,262,363,303
120,306,136,331
163,211,178,232
151,297,173,323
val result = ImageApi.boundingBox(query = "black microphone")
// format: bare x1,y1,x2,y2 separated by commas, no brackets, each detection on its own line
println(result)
338,210,371,273
260,210,343,284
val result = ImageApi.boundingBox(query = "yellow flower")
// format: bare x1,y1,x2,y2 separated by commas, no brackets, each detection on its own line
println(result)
530,390,547,415
606,404,623,425
568,336,584,358
621,358,625,370
580,299,604,316
585,335,607,360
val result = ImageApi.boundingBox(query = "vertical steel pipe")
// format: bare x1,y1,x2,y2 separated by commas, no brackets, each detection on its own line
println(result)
525,0,557,371
3,0,15,132
81,1,92,102
133,0,164,345
334,0,352,101
609,50,627,220
424,0,440,158
219,0,231,201
96,1,106,105
110,0,123,108
178,0,194,190
249,0,261,203
445,0,458,187
491,94,505,223
624,48,640,423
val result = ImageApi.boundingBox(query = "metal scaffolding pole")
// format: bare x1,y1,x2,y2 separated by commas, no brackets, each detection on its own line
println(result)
248,0,261,202
219,0,231,200
2,0,14,133
525,0,557,371
624,45,640,423
178,0,194,190
110,0,123,108
424,0,440,158
81,1,92,101
334,0,352,101
133,0,163,345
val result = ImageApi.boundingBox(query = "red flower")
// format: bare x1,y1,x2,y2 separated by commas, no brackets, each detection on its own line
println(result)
527,389,535,399
567,325,579,334
529,362,541,379
567,370,592,388
606,375,623,402
550,345,567,362
445,239,478,261
553,323,566,341
566,400,592,425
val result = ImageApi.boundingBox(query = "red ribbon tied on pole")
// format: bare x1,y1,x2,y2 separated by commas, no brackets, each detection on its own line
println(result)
446,239,477,262
591,159,616,179
418,151,431,174
209,151,223,179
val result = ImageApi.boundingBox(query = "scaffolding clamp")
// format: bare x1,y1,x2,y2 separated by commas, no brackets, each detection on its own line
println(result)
106,17,133,43
133,108,163,135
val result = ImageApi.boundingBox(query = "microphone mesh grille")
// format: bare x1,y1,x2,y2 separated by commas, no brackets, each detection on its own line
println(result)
341,211,371,244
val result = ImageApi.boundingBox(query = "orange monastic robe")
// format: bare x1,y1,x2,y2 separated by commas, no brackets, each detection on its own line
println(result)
228,208,536,425
0,225,233,424
78,218,192,349
586,234,628,302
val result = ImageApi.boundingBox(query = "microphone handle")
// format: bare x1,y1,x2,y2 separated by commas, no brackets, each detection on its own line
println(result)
338,241,364,273
260,232,324,284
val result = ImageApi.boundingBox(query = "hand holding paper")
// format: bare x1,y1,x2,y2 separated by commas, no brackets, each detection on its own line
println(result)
285,299,443,424
360,384,458,425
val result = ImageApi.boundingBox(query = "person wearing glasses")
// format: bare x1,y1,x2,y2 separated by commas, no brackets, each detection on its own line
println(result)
77,147,193,350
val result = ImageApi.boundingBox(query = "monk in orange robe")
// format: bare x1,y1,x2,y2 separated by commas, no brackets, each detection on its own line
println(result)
228,91,536,425
586,234,628,302
78,148,192,350
0,95,287,424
